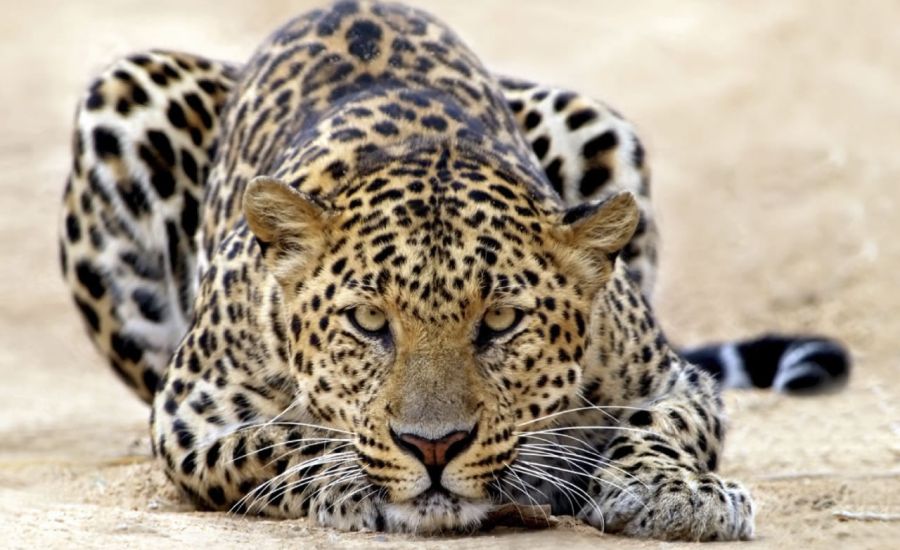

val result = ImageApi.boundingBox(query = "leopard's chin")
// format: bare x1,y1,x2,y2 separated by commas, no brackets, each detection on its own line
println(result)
382,490,491,534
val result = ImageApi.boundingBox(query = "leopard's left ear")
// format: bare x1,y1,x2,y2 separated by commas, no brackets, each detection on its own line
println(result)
243,176,331,282
555,191,639,286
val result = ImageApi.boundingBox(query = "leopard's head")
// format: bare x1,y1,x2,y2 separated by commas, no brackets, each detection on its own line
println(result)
243,144,638,532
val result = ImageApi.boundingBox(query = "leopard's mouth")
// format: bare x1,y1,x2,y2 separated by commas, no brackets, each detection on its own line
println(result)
381,490,492,533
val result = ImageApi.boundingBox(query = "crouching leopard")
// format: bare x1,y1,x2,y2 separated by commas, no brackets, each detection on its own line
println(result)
59,0,850,541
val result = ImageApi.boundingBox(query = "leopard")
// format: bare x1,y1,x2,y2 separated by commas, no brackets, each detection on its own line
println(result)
59,0,850,541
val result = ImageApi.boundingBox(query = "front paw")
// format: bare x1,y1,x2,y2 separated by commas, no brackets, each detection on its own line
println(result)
579,470,755,541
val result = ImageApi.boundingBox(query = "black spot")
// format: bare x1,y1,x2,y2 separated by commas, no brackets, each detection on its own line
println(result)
566,108,597,130
118,180,150,216
75,260,105,298
531,136,550,160
206,441,221,467
633,139,645,168
133,288,165,322
609,445,634,461
629,410,653,427
181,191,200,237
181,451,197,475
553,92,574,112
184,92,212,129
115,99,131,115
373,121,398,136
326,160,348,180
74,296,100,332
578,167,611,197
545,157,564,196
421,115,447,131
650,444,681,461
173,419,194,449
346,20,382,61
92,127,121,158
111,331,143,363
549,324,561,343
167,101,188,128
86,91,104,110
147,130,176,167
132,84,149,105
65,214,81,242
524,111,542,130
181,148,199,184
373,245,396,263
582,130,619,158
207,485,226,506
151,170,176,198
187,351,201,373
331,257,347,275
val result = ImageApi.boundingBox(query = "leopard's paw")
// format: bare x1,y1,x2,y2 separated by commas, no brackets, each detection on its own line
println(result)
579,470,754,541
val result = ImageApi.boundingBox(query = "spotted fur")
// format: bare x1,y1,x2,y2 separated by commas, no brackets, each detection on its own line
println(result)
60,1,848,540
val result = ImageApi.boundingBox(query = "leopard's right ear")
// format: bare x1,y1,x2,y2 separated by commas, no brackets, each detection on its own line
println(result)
243,176,330,281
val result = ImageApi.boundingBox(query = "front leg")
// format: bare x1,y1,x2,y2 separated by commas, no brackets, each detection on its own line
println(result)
579,353,754,540
550,265,756,541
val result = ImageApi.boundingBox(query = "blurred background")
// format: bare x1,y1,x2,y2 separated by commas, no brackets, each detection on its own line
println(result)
0,1,897,547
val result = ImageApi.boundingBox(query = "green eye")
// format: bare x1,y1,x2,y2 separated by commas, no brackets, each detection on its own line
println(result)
348,306,388,335
476,307,523,347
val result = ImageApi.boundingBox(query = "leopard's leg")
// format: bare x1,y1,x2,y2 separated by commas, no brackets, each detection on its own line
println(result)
578,333,755,541
497,80,754,540
508,266,754,540
497,77,657,297
498,78,848,393
59,51,238,402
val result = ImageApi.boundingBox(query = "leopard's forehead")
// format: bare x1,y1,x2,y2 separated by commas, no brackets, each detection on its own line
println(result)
315,144,567,318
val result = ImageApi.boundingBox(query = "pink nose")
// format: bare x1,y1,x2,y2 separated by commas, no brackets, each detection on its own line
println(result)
394,429,475,468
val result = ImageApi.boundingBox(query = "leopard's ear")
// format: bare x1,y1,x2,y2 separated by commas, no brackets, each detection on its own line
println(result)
243,176,330,281
555,191,639,288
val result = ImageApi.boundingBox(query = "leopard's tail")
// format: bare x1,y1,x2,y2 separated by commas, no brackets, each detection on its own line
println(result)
681,335,850,393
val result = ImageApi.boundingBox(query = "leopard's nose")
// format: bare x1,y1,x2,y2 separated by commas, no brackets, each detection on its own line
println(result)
391,426,477,477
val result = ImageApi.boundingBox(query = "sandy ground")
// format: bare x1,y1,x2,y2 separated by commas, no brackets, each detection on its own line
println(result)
1,0,898,548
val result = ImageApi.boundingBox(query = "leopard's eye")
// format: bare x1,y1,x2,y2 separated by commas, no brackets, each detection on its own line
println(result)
484,307,518,332
348,306,388,335
476,307,523,346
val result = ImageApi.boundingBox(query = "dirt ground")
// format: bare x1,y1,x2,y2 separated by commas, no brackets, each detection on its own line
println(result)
1,1,898,548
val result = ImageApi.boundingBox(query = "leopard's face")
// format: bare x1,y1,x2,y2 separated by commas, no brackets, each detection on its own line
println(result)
243,148,638,531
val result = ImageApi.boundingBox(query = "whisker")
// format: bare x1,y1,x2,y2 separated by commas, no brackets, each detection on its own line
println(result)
516,424,656,438
507,468,551,505
517,457,645,524
249,465,362,514
518,448,646,506
300,472,367,511
490,473,531,525
512,462,604,519
256,441,355,471
518,435,648,489
231,452,357,514
329,480,374,513
234,421,355,436
511,463,579,515
229,437,353,465
518,405,623,427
